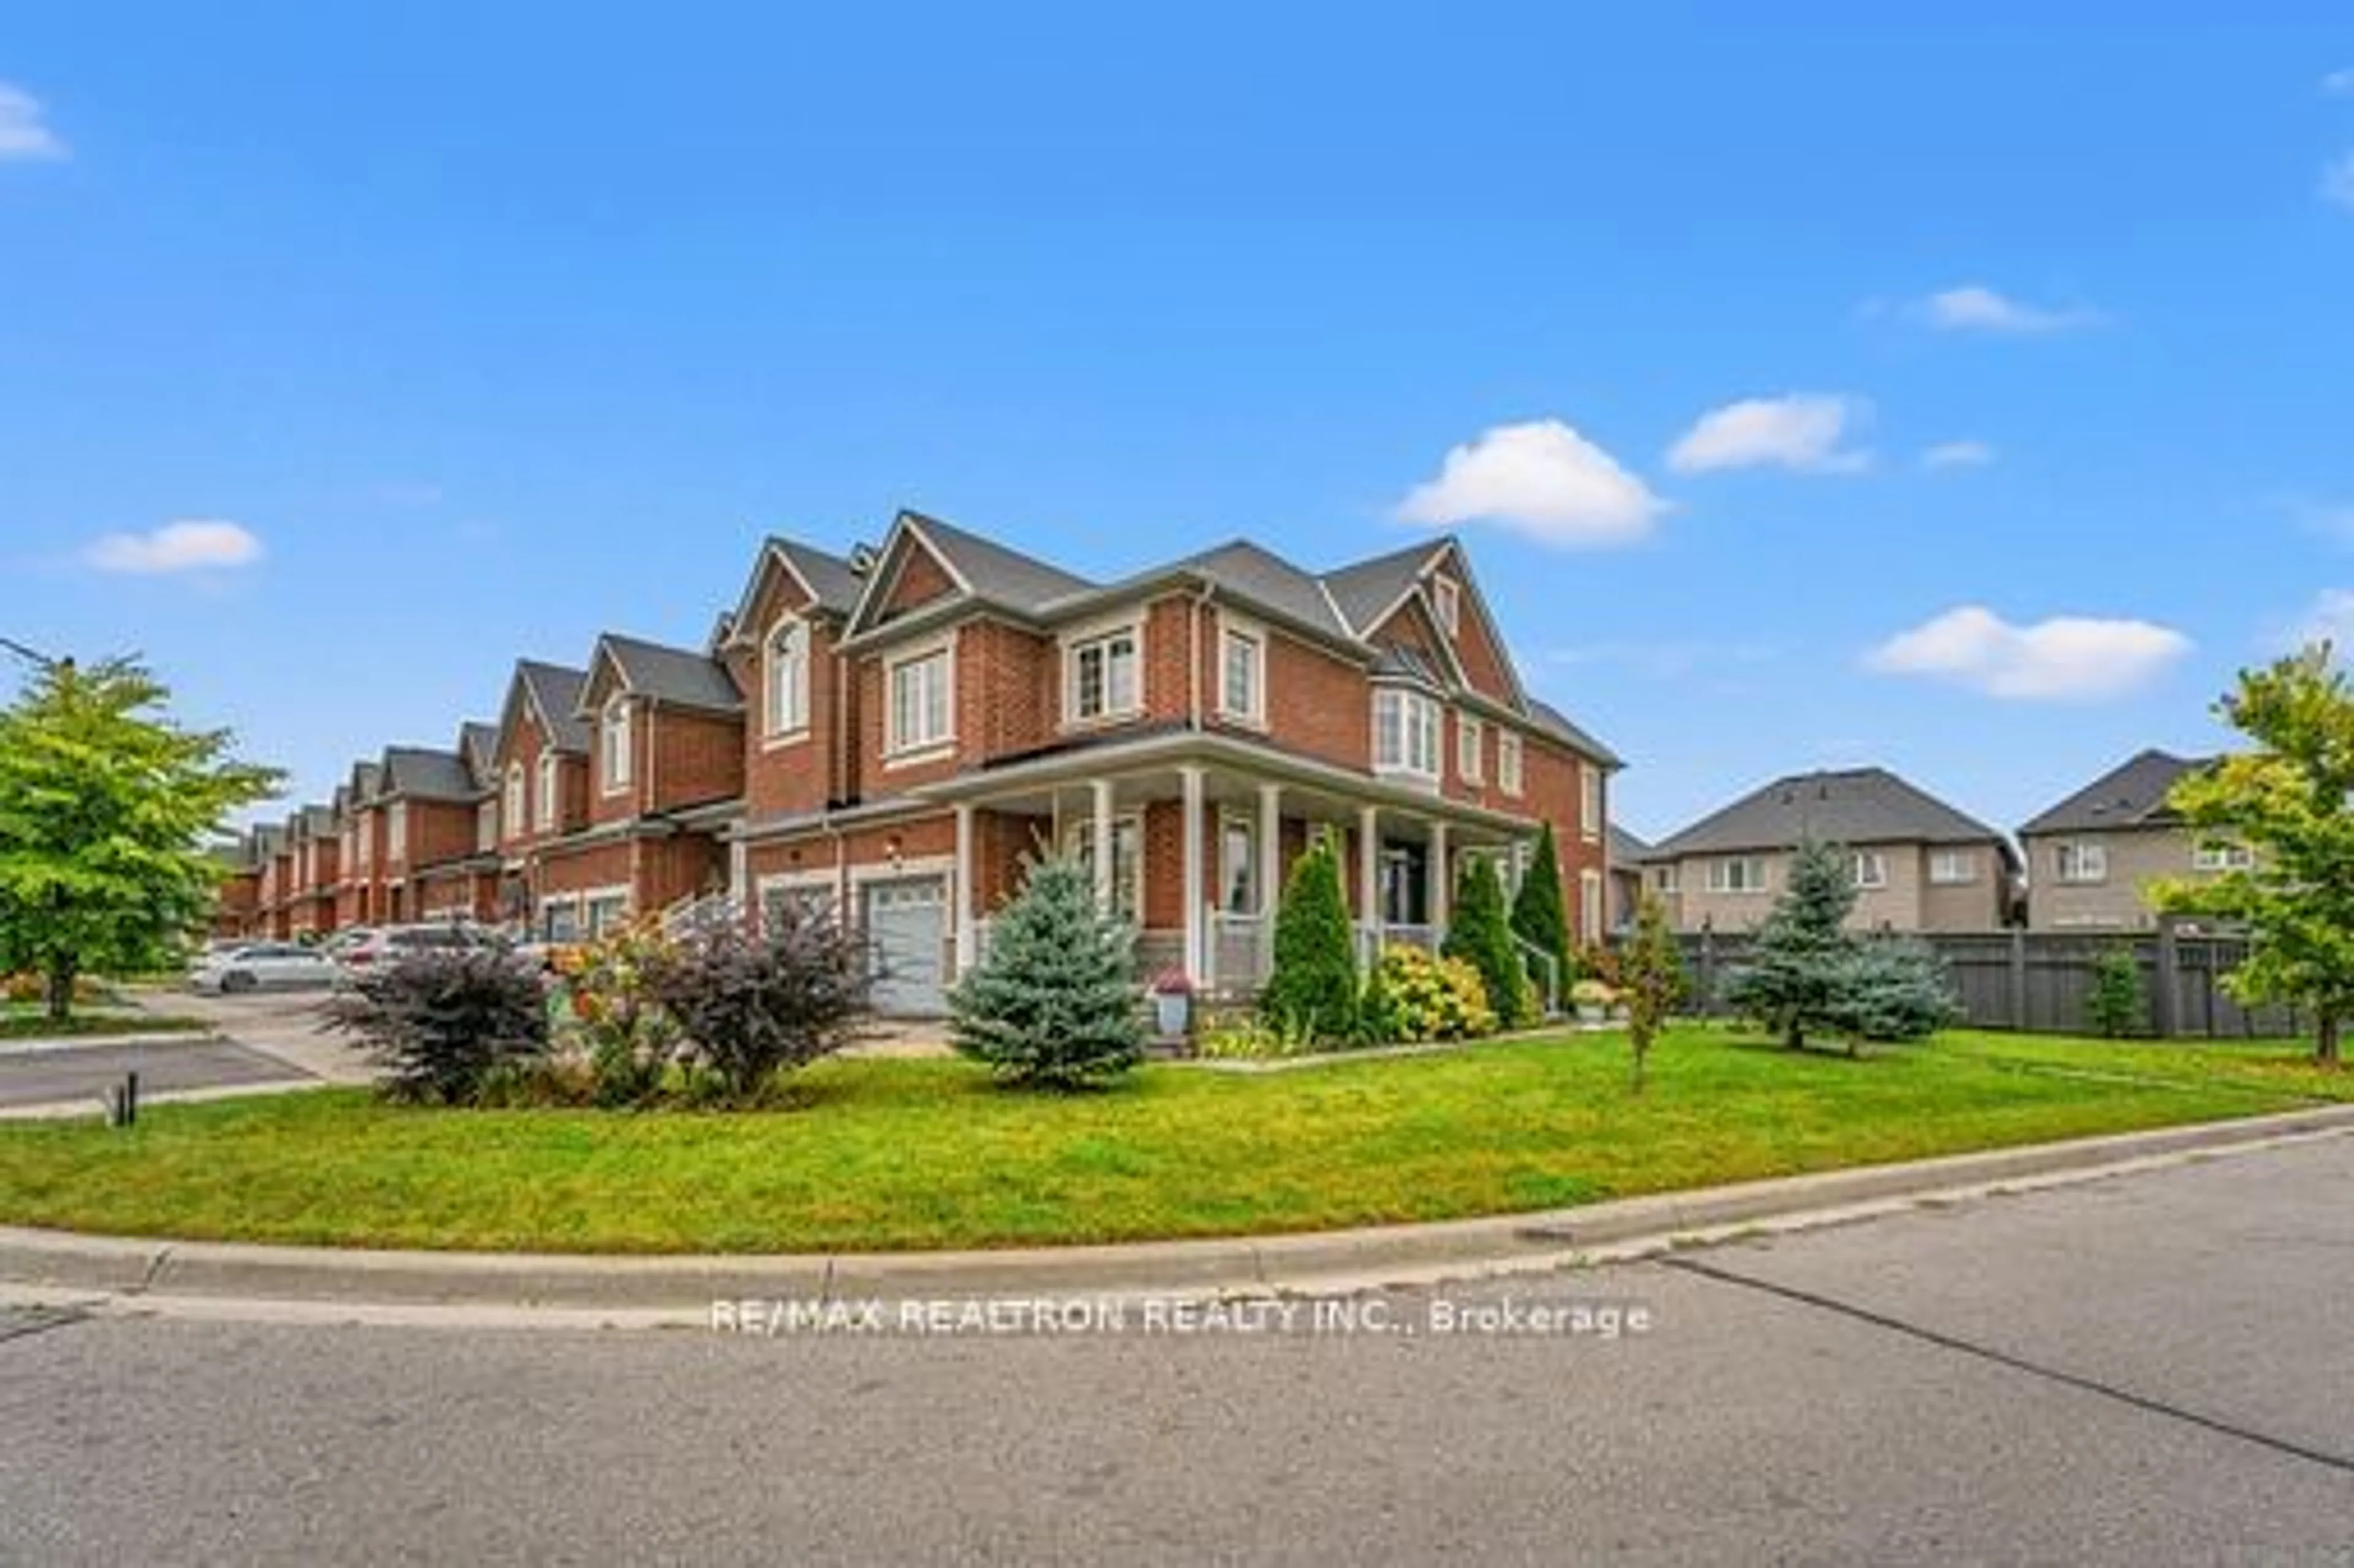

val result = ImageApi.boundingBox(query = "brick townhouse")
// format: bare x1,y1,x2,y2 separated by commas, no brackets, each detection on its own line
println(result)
219,512,1620,1012
703,512,1618,1014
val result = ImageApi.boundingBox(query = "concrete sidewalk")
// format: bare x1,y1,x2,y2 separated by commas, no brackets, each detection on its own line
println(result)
7,1103,2352,1324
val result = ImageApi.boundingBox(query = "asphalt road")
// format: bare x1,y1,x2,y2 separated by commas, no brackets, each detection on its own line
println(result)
5,1136,2353,1564
0,1038,311,1108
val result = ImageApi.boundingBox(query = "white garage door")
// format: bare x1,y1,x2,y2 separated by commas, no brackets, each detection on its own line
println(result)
864,876,947,1016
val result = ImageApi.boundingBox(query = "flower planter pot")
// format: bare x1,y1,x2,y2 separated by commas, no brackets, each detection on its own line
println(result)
1575,1003,1606,1026
1152,992,1191,1037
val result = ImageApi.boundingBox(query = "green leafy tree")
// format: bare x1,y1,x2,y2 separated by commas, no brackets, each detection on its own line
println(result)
949,850,1145,1089
1260,829,1358,1041
1510,821,1571,1005
2157,645,2354,1067
0,655,280,1021
1618,892,1686,1094
1443,854,1531,1027
1723,838,1857,1051
2084,945,2148,1039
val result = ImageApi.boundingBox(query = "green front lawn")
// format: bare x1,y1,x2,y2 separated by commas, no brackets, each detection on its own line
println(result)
0,1028,2331,1254
0,1006,210,1041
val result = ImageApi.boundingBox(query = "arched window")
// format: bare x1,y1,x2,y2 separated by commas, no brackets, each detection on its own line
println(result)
537,754,560,828
601,694,633,791
504,762,526,835
765,618,809,737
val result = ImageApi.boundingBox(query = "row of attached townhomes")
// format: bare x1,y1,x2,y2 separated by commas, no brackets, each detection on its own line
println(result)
1615,749,2250,937
213,514,1623,1015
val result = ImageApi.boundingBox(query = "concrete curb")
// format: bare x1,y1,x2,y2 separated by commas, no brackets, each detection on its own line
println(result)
5,1104,2353,1319
0,1029,229,1057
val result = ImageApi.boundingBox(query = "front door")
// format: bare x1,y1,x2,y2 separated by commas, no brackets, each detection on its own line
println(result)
1380,842,1428,927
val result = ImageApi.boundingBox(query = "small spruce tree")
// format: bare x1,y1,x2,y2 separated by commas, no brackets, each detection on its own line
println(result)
1260,829,1359,1042
1444,854,1531,1027
1724,838,1862,1051
1618,892,1686,1094
948,851,1144,1089
1510,822,1571,1008
2084,945,2148,1039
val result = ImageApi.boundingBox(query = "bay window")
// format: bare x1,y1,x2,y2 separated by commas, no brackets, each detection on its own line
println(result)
1373,688,1440,780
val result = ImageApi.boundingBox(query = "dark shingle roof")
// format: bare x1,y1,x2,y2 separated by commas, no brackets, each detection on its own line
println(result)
300,804,337,837
1369,644,1447,688
1319,539,1446,634
905,511,1094,613
379,747,480,802
1529,699,1623,769
2019,750,2207,837
595,634,743,713
772,539,864,615
1607,824,1651,866
458,722,500,786
518,661,591,752
1652,767,2005,859
348,760,384,801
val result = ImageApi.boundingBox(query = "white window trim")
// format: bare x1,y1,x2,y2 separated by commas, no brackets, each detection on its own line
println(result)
1579,869,1604,944
504,763,527,837
1851,850,1888,891
1457,713,1484,785
387,802,408,864
1498,731,1524,799
1929,849,1979,886
1061,618,1145,728
1216,612,1267,728
763,615,812,747
2192,842,2255,873
2056,842,2109,885
537,754,561,832
1580,761,1602,842
1705,856,1770,895
1373,687,1441,783
1431,574,1461,637
884,637,957,765
600,694,633,795
1653,864,1680,895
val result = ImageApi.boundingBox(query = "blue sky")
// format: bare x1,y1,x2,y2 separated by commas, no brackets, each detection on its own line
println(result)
3,7,2350,840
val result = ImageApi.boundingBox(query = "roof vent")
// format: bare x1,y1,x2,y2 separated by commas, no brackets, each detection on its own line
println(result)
849,542,880,576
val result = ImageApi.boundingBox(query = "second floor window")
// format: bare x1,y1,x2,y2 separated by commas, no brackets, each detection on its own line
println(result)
1580,761,1601,837
505,764,527,836
1929,850,1978,885
1458,715,1484,783
1068,628,1140,722
1499,732,1524,797
1653,864,1680,894
765,618,809,737
2193,842,2255,872
388,804,408,862
538,755,560,829
890,647,953,753
2055,842,2108,885
355,820,370,867
1373,688,1439,780
1706,856,1769,894
601,696,633,792
1221,628,1262,722
1850,850,1887,890
1431,574,1461,636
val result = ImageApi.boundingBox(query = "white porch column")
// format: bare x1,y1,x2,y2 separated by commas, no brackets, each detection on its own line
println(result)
727,836,749,913
953,802,977,976
1429,819,1450,932
1256,782,1282,917
1091,777,1116,911
1357,802,1381,954
1179,766,1206,981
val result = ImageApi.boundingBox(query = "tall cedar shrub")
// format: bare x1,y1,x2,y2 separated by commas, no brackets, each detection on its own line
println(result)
950,851,1145,1089
2084,944,2149,1039
1444,854,1531,1027
1260,829,1358,1042
644,907,874,1102
329,947,550,1105
1510,822,1572,1007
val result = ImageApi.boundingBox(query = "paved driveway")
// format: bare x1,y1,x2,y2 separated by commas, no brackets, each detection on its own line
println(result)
0,1038,313,1109
4,1132,2353,1562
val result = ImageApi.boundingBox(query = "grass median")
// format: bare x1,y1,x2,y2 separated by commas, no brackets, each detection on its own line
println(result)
0,1027,2332,1254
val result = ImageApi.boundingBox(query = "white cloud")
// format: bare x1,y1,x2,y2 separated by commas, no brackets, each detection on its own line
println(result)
1920,284,2102,335
1921,440,1997,470
2325,67,2354,96
1394,419,1668,547
0,82,67,163
1865,605,2193,700
2293,589,2354,652
2323,152,2354,210
1666,394,1869,474
83,520,265,574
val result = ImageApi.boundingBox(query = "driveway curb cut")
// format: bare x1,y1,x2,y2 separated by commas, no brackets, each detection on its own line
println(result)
5,1105,2352,1317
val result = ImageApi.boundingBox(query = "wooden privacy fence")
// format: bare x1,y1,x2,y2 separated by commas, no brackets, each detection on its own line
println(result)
1673,926,2304,1040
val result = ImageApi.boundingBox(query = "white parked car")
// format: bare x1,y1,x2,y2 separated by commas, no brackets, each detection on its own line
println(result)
188,942,340,994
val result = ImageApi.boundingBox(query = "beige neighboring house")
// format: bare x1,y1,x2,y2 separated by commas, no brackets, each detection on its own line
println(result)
2018,749,2244,931
1645,767,2021,935
1606,823,1651,934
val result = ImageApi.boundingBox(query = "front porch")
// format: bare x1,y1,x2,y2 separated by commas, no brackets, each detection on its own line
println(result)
938,747,1541,1000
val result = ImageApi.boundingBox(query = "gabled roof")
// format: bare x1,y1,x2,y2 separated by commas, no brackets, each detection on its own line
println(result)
1529,699,1623,770
379,745,481,803
300,804,337,837
908,511,1093,612
347,759,384,802
1651,767,2008,859
1607,824,1651,867
457,722,500,788
2019,749,2208,837
726,535,867,642
1319,538,1449,635
586,633,743,714
516,661,591,753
